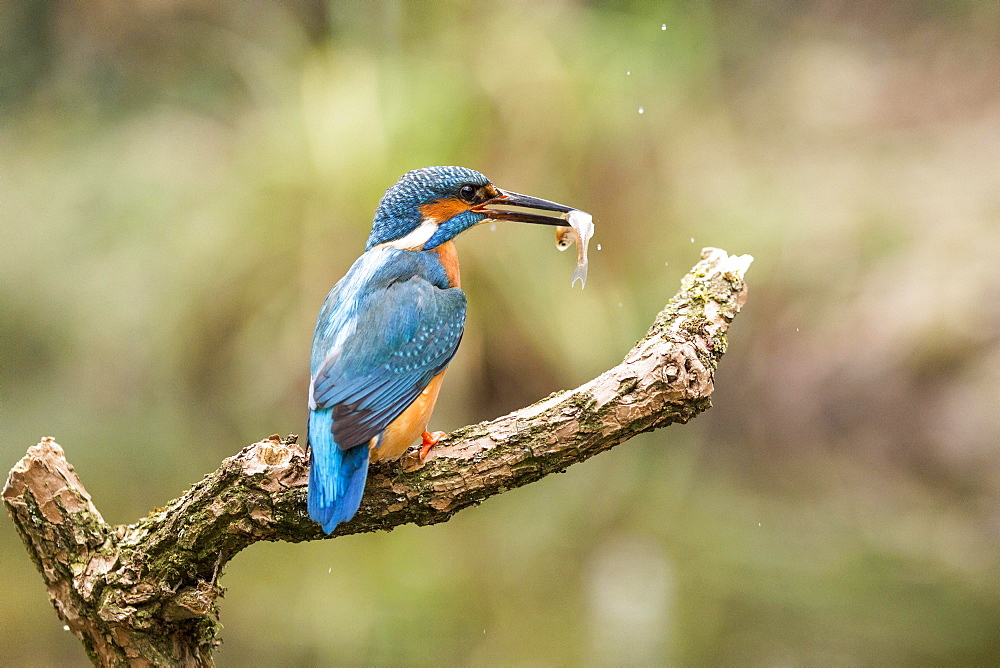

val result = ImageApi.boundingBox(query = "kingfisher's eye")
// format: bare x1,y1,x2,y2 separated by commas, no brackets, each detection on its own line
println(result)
458,184,478,203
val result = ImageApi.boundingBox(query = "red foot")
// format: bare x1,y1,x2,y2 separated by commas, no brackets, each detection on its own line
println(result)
420,431,447,461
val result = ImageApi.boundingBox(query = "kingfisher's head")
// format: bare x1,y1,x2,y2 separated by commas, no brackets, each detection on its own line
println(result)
366,166,575,251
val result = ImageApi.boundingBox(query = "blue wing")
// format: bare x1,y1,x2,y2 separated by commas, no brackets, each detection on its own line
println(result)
311,253,466,448
307,248,466,532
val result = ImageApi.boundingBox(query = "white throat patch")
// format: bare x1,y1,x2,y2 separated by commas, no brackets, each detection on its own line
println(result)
376,219,439,251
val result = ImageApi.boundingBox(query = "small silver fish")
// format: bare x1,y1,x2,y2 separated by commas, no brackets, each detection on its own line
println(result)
554,210,594,288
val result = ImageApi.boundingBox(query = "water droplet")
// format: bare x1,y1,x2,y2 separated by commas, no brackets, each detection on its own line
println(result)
638,106,644,114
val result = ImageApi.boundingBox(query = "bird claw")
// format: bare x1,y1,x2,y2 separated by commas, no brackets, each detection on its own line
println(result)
419,431,447,461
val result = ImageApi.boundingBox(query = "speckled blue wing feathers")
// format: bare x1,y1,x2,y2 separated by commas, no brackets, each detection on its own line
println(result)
312,274,465,447
307,248,466,533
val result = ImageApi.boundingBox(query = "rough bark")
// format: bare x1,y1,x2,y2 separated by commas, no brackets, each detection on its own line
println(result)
4,247,752,666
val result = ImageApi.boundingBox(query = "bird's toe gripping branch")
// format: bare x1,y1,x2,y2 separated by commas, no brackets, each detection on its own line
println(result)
419,431,448,461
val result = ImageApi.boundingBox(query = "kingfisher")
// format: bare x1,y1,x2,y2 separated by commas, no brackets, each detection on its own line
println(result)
307,166,580,533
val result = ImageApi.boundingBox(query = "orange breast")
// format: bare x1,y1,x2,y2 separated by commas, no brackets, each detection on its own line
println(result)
373,370,447,462
433,241,461,288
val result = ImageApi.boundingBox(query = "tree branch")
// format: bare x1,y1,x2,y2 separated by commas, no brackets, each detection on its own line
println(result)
4,247,752,666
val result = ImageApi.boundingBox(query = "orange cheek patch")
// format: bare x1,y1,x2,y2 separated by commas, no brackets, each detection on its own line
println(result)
419,197,471,223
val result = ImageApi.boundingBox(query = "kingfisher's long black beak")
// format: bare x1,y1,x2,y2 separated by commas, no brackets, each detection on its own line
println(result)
472,189,575,226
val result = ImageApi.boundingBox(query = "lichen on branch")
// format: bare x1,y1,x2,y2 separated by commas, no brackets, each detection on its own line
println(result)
4,247,752,667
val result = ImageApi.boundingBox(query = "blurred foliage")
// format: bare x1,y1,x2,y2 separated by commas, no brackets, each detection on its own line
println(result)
3,0,1000,665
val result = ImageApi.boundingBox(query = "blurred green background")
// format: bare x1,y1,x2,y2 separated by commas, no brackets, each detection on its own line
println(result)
3,0,1000,665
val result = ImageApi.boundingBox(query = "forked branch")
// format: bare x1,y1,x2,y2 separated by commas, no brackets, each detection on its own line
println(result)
4,248,752,666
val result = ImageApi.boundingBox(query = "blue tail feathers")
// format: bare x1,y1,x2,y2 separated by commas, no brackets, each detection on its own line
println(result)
307,408,371,533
